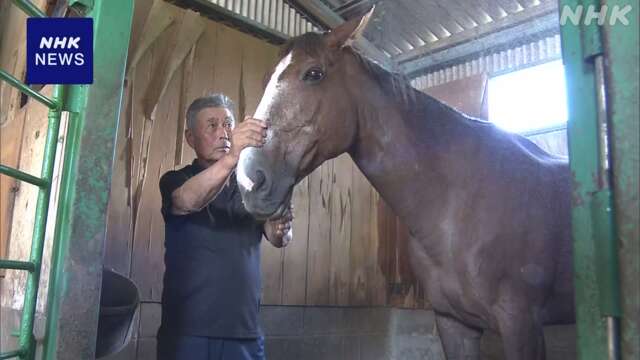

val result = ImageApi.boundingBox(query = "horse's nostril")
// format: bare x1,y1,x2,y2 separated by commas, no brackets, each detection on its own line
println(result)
254,169,267,190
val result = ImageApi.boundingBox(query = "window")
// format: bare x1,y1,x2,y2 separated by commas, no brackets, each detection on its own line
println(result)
488,60,568,134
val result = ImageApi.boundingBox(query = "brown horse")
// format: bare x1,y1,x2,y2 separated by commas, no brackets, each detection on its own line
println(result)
237,11,575,360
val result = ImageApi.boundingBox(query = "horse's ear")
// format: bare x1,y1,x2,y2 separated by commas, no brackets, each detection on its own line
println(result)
326,5,375,49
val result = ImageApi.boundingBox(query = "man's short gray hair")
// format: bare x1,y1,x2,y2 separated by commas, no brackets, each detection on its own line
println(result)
186,93,236,130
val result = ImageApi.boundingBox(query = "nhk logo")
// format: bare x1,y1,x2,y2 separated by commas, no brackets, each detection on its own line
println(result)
26,18,93,84
36,36,85,66
560,5,633,26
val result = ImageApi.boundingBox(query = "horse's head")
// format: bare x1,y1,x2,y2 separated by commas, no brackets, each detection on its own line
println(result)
237,11,374,220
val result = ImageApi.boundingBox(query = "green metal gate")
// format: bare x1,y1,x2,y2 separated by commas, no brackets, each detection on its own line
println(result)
559,0,639,359
0,1,133,359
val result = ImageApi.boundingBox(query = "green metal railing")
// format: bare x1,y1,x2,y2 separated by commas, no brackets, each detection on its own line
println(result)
0,2,66,356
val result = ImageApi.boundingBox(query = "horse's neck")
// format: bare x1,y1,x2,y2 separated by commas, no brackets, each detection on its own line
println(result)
349,93,469,230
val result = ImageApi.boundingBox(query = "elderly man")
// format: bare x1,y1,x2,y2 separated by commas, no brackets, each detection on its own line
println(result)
157,93,292,360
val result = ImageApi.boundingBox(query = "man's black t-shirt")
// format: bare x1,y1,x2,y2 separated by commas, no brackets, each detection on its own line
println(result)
158,159,263,339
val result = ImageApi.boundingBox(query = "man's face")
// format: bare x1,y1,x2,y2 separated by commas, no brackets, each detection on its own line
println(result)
186,106,234,163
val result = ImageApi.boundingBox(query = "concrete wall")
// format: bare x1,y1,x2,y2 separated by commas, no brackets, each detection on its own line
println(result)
104,306,444,360
99,305,575,360
260,307,444,360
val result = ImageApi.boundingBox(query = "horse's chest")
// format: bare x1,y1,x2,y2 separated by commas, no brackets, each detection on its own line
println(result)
407,237,452,304
408,235,492,328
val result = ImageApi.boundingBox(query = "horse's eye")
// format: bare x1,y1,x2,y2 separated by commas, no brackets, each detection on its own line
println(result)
303,67,325,84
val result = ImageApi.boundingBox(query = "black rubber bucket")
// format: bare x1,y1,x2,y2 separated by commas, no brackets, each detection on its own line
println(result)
95,268,140,358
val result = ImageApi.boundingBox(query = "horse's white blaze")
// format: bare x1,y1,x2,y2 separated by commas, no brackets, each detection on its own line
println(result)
254,52,292,120
238,53,293,193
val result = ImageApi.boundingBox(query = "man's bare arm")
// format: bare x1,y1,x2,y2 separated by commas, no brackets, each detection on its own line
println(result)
170,118,267,215
170,156,237,215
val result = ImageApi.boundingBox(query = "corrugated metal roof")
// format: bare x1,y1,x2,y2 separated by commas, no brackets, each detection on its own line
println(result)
170,0,326,44
201,0,322,37
185,0,560,74
314,0,559,69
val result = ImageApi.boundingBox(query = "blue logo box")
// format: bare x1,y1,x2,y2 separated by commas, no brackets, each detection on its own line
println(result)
26,18,93,85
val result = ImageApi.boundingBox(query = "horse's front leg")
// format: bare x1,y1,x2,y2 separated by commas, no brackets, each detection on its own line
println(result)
495,304,546,360
435,314,482,360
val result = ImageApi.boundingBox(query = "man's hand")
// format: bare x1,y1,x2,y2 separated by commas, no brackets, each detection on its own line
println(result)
225,117,268,166
264,205,294,248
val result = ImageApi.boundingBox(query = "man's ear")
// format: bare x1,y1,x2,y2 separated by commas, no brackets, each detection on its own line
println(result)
185,128,195,149
326,6,375,49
